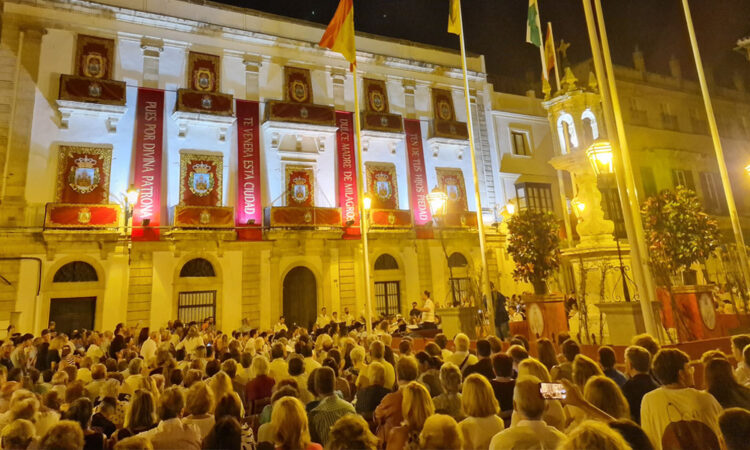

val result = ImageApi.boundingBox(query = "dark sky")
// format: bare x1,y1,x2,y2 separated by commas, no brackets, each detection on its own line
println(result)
215,0,749,93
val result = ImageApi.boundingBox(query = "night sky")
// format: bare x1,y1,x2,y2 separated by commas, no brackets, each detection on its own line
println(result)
215,0,749,93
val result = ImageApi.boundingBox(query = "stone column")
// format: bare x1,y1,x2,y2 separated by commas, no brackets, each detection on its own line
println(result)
243,54,262,101
140,37,163,89
403,79,416,119
331,68,346,110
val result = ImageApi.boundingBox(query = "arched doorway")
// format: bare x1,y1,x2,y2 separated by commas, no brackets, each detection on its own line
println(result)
283,267,317,329
49,261,100,334
176,258,218,325
373,254,402,317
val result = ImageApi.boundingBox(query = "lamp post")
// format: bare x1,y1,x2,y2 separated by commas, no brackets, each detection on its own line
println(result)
124,184,139,229
585,140,632,303
428,188,459,307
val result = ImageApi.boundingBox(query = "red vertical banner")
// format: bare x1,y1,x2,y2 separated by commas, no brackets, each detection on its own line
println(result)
131,88,164,241
336,111,360,239
236,100,263,241
404,119,432,238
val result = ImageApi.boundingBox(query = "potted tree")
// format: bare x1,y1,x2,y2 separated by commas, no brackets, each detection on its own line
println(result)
506,209,566,340
642,185,721,341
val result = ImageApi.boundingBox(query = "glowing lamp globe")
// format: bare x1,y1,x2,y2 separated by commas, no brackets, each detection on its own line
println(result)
586,139,614,175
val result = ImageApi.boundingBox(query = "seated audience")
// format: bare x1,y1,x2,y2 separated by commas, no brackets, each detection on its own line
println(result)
432,362,465,422
719,407,750,450
138,387,202,450
420,414,462,450
599,346,627,387
271,397,321,450
462,339,494,381
458,374,504,450
354,361,390,421
326,415,378,450
374,356,418,444
731,335,750,386
704,357,750,409
559,420,631,450
308,367,355,446
551,339,579,382
583,375,630,420
621,345,658,425
385,382,433,450
447,334,477,371
608,419,655,450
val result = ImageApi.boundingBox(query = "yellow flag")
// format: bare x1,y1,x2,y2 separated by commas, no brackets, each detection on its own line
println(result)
319,0,356,68
544,23,555,79
448,0,461,35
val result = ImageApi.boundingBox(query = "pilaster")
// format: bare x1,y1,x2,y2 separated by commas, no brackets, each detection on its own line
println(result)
140,37,163,89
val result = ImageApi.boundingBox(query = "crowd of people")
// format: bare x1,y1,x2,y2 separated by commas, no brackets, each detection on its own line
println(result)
0,316,749,450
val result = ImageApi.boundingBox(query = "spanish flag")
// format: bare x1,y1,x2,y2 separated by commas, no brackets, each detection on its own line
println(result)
447,0,461,35
319,0,356,68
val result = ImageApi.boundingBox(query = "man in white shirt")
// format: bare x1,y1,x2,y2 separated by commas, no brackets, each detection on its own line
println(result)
267,342,289,382
490,376,566,449
140,331,159,365
342,307,355,327
417,290,436,328
315,307,331,329
641,348,723,450
447,333,478,370
273,316,288,334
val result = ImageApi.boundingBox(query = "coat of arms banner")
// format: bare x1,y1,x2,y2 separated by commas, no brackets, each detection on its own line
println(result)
56,145,111,204
431,88,469,140
188,52,220,93
436,168,468,213
285,165,314,207
366,162,398,210
75,35,114,80
361,78,404,133
363,79,390,114
284,67,313,104
179,153,223,207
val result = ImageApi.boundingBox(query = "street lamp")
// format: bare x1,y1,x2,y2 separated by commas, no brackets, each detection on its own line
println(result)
427,188,447,217
124,184,139,227
585,139,614,175
504,201,516,216
745,163,750,177
363,192,372,211
571,199,586,217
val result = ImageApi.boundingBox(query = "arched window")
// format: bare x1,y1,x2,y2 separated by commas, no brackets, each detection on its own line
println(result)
556,113,578,153
581,109,599,143
447,252,468,268
179,258,215,277
53,261,98,283
374,254,399,270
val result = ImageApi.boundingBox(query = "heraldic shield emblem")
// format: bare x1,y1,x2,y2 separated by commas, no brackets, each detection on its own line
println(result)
375,173,392,201
292,176,309,203
189,162,214,197
68,155,100,194
83,53,105,79
194,68,214,92
369,90,386,113
291,80,309,103
446,180,461,202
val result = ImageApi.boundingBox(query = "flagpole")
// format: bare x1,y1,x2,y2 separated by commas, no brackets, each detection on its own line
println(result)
351,68,374,335
681,0,750,292
548,22,562,92
456,1,493,332
584,0,660,338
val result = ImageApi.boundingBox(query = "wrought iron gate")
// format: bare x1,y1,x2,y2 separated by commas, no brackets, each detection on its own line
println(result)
177,290,216,324
374,281,400,317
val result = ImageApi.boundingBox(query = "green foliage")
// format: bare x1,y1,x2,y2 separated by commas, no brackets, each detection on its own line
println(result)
506,209,561,290
641,186,720,277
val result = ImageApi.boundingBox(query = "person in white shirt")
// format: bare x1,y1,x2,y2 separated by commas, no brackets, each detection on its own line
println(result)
641,348,723,450
273,316,288,334
342,307,355,327
267,342,289,382
140,331,159,365
315,307,332,329
458,374,504,449
447,333,478,371
732,335,750,387
489,376,566,450
417,291,436,328
138,387,201,450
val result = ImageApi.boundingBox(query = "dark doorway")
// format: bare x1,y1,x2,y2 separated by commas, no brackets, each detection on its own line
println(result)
49,297,96,335
283,267,317,330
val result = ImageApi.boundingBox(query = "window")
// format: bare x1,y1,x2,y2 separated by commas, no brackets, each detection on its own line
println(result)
581,109,599,142
374,254,399,270
598,174,626,238
661,103,679,131
690,108,708,134
557,113,578,152
640,167,657,198
53,262,98,283
629,98,648,126
449,278,470,305
177,291,216,324
374,281,400,317
179,258,215,278
447,252,468,268
511,131,530,156
671,169,695,190
515,183,554,212
699,172,727,215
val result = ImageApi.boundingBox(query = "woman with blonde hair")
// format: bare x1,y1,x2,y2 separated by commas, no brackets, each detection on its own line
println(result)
38,420,84,450
458,374,504,450
510,358,565,431
584,376,630,420
432,363,465,422
182,381,215,439
572,354,604,388
420,414,462,450
327,414,377,450
112,389,157,441
386,381,434,450
559,420,630,450
209,372,234,412
270,397,321,450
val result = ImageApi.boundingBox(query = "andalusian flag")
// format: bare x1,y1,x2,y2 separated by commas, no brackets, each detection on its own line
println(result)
526,0,543,47
447,0,461,35
319,0,356,68
544,22,555,79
